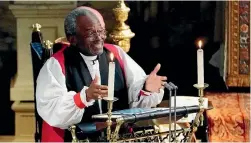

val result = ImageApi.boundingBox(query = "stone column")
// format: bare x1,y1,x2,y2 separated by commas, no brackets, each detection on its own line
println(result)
8,2,76,141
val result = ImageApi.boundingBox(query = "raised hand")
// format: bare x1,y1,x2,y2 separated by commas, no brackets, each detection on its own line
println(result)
86,75,108,101
144,63,167,93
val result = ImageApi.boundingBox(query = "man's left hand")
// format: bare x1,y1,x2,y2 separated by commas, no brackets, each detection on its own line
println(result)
144,63,167,93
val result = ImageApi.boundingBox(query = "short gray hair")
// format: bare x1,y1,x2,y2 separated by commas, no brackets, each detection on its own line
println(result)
64,7,97,39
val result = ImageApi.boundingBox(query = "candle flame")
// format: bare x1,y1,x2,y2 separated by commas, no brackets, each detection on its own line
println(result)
110,53,114,61
198,40,203,48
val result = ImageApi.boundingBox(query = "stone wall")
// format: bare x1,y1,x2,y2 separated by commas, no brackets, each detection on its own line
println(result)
0,1,118,51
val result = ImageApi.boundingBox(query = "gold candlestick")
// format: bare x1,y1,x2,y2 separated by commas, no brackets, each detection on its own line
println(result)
195,83,209,126
106,100,113,141
188,83,209,142
109,0,135,52
103,97,118,142
69,125,78,143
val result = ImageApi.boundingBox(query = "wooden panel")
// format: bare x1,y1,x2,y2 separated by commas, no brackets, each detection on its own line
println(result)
226,1,250,87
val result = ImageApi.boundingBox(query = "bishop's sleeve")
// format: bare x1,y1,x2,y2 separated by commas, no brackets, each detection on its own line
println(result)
36,57,95,129
114,45,164,108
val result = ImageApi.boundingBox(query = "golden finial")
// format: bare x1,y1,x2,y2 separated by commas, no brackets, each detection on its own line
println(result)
32,23,42,32
44,40,53,49
109,0,135,52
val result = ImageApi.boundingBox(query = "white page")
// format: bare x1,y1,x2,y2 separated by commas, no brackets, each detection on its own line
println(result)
170,96,208,123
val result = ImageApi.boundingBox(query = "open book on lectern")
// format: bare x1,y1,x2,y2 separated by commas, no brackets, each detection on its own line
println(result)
170,96,208,123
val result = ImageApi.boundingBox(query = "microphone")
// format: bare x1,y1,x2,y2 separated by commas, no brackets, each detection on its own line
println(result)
164,82,174,90
169,82,178,141
164,82,173,142
169,82,178,90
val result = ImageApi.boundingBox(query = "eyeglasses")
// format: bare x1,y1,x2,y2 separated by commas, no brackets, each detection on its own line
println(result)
84,29,107,39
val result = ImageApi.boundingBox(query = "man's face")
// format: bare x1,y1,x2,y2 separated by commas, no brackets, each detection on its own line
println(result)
75,15,106,56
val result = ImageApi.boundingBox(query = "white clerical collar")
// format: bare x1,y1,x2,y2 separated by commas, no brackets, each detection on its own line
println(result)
79,52,98,61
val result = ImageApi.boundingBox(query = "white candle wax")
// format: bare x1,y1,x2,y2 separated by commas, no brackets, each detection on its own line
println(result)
197,49,204,86
108,62,115,100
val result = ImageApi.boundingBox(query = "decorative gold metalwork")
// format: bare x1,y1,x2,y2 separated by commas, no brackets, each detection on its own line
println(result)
43,40,53,61
187,83,209,142
109,0,135,52
32,23,42,32
71,127,190,142
111,118,124,142
44,40,53,49
102,97,122,142
106,99,113,141
68,109,198,142
116,128,183,142
69,125,79,143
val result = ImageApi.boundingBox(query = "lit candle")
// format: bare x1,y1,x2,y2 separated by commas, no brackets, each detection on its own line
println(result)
108,53,115,100
197,40,204,87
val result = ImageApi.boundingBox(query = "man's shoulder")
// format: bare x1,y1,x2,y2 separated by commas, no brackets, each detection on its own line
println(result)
52,46,67,60
104,43,119,48
41,56,66,76
104,43,124,53
43,57,60,67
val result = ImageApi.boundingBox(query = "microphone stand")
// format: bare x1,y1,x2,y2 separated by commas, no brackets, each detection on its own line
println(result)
164,83,173,143
169,82,178,142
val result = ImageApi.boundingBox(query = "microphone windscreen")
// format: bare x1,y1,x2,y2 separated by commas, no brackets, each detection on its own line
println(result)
164,82,173,90
169,82,178,89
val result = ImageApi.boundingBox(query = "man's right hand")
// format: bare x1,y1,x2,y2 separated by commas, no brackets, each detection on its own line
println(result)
86,75,108,102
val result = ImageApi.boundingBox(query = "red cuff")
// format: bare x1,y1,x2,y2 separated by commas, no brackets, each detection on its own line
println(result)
73,92,86,109
139,90,152,96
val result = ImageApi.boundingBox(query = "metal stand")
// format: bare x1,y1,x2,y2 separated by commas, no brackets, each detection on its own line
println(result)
164,82,173,142
103,97,118,142
164,82,179,142
69,125,78,143
188,83,209,142
169,82,178,142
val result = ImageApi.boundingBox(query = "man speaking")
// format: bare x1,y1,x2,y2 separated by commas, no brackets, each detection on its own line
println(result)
36,6,167,142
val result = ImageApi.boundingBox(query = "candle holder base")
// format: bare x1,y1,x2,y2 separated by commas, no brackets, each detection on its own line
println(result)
103,97,118,142
188,83,209,142
103,97,119,102
193,83,209,89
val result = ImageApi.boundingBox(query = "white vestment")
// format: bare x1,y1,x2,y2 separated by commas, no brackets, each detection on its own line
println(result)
36,45,164,129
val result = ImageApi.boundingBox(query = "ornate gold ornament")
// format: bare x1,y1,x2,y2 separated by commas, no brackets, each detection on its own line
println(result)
109,0,135,52
32,23,42,32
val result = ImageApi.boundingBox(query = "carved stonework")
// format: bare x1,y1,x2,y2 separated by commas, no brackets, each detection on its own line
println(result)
226,1,250,87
